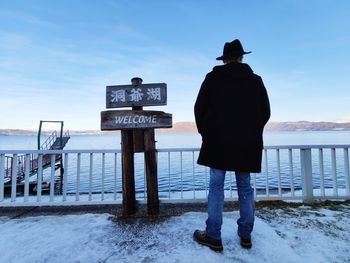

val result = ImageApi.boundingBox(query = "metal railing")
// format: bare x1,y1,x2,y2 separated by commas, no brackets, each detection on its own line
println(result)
0,145,349,207
40,131,58,150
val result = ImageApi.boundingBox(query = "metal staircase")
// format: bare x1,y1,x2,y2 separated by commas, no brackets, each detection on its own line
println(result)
38,121,70,150
39,130,70,150
4,121,70,191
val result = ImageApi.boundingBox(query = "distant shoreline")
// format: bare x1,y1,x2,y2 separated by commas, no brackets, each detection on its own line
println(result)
1,121,350,136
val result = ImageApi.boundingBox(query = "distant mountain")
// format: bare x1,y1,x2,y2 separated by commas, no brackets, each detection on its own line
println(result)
158,122,197,133
1,121,350,135
265,121,350,131
160,121,350,133
0,129,37,136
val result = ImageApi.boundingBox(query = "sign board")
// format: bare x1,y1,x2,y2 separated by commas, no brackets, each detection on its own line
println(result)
101,110,172,130
106,83,167,108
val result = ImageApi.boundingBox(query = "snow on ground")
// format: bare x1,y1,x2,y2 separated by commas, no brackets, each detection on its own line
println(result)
0,204,349,263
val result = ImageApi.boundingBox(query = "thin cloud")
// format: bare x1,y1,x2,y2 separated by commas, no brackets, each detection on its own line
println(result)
0,32,32,49
111,24,152,42
0,9,63,30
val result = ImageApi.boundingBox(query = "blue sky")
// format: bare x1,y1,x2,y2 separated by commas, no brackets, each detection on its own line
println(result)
1,0,350,130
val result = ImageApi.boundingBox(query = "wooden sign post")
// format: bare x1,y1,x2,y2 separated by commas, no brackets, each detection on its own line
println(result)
101,77,172,216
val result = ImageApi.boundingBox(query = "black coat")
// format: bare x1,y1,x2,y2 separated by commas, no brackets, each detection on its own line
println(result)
194,62,270,173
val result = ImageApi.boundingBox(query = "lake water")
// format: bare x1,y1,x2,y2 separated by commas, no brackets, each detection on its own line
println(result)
1,131,350,197
1,131,350,150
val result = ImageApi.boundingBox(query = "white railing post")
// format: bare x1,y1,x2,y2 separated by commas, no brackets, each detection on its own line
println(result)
11,154,18,202
192,151,195,199
264,149,269,197
180,152,183,199
253,173,257,199
318,149,325,196
63,153,68,201
205,166,208,197
288,149,295,196
76,153,81,201
168,152,171,200
143,158,146,200
89,153,93,201
276,149,282,196
37,154,43,202
0,154,4,202
114,153,118,200
344,148,350,196
102,153,105,201
24,154,30,202
50,154,55,202
229,171,233,198
331,148,338,196
300,148,314,203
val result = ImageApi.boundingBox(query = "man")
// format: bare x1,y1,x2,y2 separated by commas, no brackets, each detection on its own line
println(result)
193,39,270,251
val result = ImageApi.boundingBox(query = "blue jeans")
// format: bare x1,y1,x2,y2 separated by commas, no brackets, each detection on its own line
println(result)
206,168,255,240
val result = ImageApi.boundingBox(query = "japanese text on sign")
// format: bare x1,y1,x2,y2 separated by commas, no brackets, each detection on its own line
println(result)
106,83,167,108
111,88,162,103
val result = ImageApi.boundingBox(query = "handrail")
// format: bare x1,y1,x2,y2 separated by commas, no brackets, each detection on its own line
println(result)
0,149,122,154
1,144,350,155
64,130,70,138
1,145,350,206
158,145,350,151
40,131,57,150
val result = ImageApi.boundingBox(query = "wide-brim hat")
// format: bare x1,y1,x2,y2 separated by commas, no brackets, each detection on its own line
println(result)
216,39,251,60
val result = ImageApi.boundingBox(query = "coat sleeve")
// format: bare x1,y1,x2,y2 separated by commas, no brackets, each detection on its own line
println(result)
259,77,271,126
194,74,211,135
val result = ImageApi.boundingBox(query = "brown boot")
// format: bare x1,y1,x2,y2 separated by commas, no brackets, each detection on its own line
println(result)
240,236,252,249
193,230,223,252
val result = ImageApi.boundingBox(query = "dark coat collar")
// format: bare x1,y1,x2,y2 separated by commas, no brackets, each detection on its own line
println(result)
213,62,254,78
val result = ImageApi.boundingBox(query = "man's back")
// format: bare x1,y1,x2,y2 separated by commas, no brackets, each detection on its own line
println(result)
194,61,270,172
204,62,269,136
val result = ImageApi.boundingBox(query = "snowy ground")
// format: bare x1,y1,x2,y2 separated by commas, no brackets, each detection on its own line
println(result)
0,203,349,263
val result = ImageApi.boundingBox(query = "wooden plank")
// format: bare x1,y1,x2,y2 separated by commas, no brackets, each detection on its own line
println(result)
106,83,167,108
121,130,137,216
101,110,172,130
144,129,159,215
133,129,145,152
132,106,145,152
